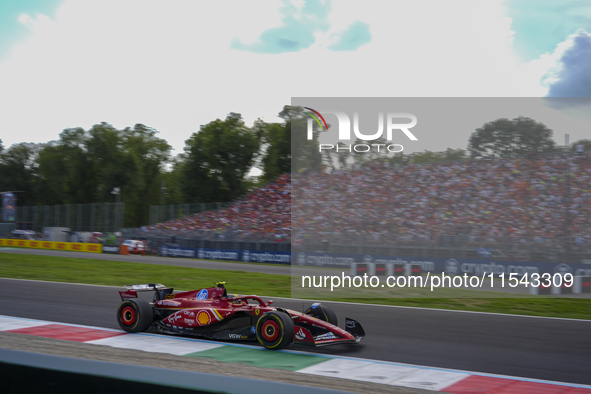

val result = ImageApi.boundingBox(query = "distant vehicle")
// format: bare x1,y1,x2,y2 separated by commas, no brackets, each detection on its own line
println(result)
121,239,145,254
11,230,36,240
117,282,365,350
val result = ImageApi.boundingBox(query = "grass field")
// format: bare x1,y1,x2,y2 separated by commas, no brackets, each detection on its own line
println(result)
1,252,590,320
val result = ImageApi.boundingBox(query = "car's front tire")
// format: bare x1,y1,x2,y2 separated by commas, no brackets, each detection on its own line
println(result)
256,311,294,350
117,298,154,333
304,303,338,326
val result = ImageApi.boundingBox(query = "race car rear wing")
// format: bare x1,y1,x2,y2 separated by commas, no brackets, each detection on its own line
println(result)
124,283,167,291
119,283,173,302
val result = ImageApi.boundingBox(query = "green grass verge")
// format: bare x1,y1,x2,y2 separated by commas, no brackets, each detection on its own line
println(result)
1,253,590,320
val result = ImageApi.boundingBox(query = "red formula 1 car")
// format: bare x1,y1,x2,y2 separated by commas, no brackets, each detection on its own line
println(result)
117,282,365,350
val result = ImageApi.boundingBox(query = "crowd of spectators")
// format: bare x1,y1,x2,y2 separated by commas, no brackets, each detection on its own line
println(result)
293,151,591,254
147,174,291,242
146,151,591,255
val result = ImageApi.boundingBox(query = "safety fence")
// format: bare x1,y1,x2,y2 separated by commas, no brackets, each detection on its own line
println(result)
148,202,233,226
13,203,124,234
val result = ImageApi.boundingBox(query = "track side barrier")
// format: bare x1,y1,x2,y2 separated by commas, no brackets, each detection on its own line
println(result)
0,238,101,253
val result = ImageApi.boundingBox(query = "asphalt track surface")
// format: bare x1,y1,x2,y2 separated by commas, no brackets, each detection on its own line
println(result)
1,249,591,385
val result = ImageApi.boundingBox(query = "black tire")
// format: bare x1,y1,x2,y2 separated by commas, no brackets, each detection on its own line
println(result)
256,311,294,350
116,298,154,333
304,303,338,326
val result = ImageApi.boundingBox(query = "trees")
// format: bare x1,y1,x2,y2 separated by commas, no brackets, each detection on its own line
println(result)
257,120,291,183
181,113,261,203
572,139,591,152
38,128,98,204
468,117,557,157
35,123,171,227
0,142,47,206
283,105,323,173
120,124,172,226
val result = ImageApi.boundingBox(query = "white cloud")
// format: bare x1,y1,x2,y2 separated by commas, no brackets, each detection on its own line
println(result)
0,0,552,155
17,13,53,33
541,30,591,100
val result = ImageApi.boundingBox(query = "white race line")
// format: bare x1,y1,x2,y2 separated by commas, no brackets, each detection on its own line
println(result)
2,314,591,392
298,358,468,391
88,333,224,355
0,315,50,331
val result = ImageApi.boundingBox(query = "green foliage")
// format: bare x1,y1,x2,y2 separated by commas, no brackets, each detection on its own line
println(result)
0,142,48,206
284,105,322,173
120,124,172,226
35,123,171,227
468,117,557,157
257,120,291,183
158,155,184,205
572,139,591,152
180,113,261,203
38,128,97,204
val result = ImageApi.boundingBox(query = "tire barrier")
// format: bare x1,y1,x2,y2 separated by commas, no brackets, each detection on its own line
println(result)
350,262,370,277
374,263,388,277
573,276,591,294
393,263,405,277
405,263,422,277
529,282,552,295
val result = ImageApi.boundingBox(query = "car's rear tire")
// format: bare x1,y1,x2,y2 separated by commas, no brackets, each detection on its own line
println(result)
304,303,338,326
117,298,154,333
256,311,294,350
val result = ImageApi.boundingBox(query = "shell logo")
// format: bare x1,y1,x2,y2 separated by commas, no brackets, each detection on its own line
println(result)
197,311,210,326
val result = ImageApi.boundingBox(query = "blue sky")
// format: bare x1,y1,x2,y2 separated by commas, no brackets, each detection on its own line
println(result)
0,0,63,60
0,0,590,157
507,0,591,61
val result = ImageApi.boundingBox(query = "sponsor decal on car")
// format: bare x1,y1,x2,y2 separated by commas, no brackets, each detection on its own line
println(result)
197,311,211,326
158,300,181,307
184,318,195,326
165,294,176,299
345,319,356,329
311,303,320,309
196,289,208,300
315,332,337,340
168,313,182,323
251,327,256,334
119,290,137,299
183,311,195,317
295,328,308,340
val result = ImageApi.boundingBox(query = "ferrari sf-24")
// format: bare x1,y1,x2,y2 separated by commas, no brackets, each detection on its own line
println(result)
117,282,365,350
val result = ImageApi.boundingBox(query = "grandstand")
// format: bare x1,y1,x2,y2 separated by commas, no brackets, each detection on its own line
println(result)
137,151,591,263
